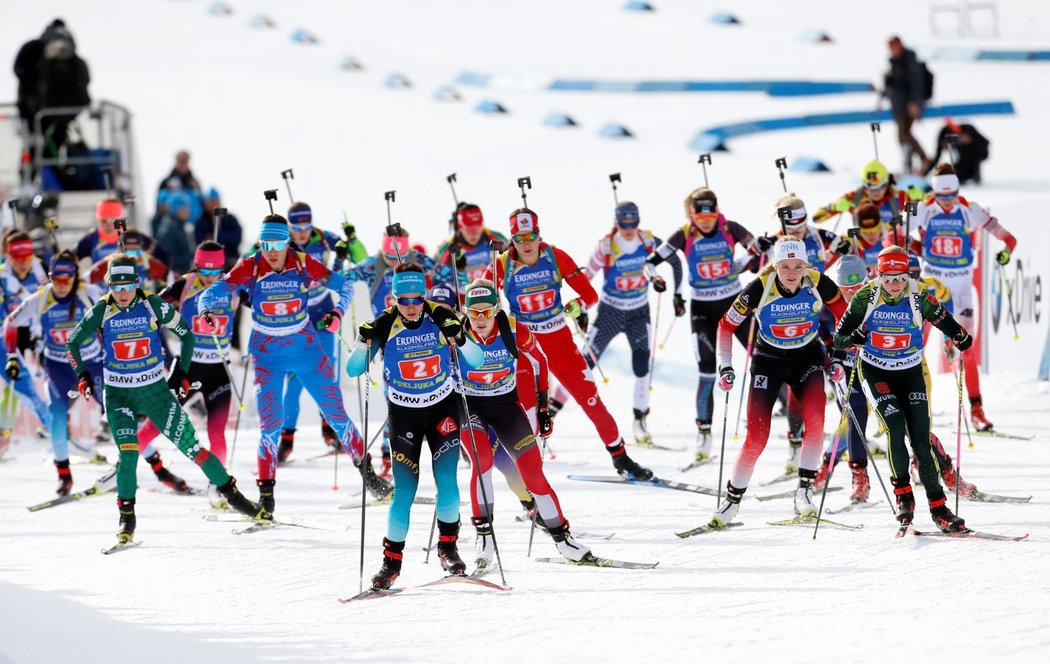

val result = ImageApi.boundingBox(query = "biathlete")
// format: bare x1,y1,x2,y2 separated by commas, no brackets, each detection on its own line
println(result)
432,203,508,295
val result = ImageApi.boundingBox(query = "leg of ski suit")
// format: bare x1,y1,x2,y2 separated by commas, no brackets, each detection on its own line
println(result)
3,350,51,429
386,396,462,541
251,327,363,480
137,362,232,464
731,345,826,489
491,355,539,504
280,301,336,431
534,326,618,448
105,381,230,500
44,357,103,462
692,296,750,426
859,360,945,504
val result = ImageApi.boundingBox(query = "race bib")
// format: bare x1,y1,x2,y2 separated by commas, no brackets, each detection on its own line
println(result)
260,299,302,316
614,275,647,291
871,332,910,351
111,338,151,361
769,322,813,340
397,355,442,380
466,367,512,385
516,289,556,313
930,237,962,258
49,328,72,345
193,314,229,336
696,260,732,281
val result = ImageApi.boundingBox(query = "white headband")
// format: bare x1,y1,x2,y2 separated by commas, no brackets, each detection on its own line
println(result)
931,173,959,194
773,239,808,264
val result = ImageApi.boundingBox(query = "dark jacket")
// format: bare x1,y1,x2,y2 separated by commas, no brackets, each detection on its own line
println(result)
193,211,244,267
158,169,200,193
884,47,924,114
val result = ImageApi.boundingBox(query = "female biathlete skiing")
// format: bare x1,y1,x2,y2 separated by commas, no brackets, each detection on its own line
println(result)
833,246,973,532
710,237,847,528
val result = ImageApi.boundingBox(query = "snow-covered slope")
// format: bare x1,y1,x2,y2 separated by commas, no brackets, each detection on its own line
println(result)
1,1,1048,662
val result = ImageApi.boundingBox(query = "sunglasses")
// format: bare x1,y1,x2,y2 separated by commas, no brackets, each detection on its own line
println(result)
396,296,424,306
198,268,223,277
880,273,908,284
110,283,138,292
290,224,313,232
261,240,289,252
617,220,641,229
512,232,539,243
51,274,75,283
935,192,957,200
124,248,142,258
466,306,497,319
9,254,33,263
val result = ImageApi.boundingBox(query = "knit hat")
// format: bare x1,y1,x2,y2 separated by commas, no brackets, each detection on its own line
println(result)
854,202,882,230
834,255,867,287
6,238,35,259
464,279,498,309
259,215,290,242
106,254,139,285
615,201,640,225
288,203,312,227
509,208,538,236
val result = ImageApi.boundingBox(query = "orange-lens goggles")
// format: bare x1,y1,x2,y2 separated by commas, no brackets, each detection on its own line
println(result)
466,307,497,319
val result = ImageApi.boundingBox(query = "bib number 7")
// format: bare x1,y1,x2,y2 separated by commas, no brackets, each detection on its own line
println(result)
111,338,151,361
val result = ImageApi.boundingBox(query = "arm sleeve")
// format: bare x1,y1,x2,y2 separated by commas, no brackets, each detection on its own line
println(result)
516,321,549,392
306,254,353,314
150,295,193,372
716,278,762,367
832,284,872,349
922,290,963,338
158,279,186,306
200,258,253,312
3,294,39,353
584,240,606,280
554,247,598,308
971,203,1017,252
66,299,108,374
649,228,686,265
817,274,847,321
651,235,684,291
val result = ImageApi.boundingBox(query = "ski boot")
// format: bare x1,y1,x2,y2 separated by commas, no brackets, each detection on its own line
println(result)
892,479,915,525
710,482,745,528
609,440,653,481
206,483,229,511
378,452,392,481
632,408,653,446
472,516,495,568
321,419,340,452
214,477,263,519
694,420,713,462
929,497,967,533
784,438,802,474
794,469,817,517
520,497,549,533
145,452,191,494
436,520,467,576
940,465,976,498
970,397,993,432
54,459,73,496
813,456,831,492
94,420,112,443
357,454,393,499
255,479,275,518
116,497,136,544
849,461,870,503
371,538,405,590
548,520,591,562
277,429,295,464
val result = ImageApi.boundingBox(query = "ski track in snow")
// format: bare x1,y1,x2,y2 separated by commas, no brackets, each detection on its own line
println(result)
2,0,1050,661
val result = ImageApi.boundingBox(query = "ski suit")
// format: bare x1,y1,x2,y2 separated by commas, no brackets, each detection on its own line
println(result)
0,257,52,429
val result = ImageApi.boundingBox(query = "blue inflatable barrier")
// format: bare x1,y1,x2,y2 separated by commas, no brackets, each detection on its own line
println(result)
291,29,318,44
543,112,578,127
791,157,831,172
689,100,1015,152
709,12,741,25
624,1,656,11
599,123,634,138
475,100,508,114
384,73,412,89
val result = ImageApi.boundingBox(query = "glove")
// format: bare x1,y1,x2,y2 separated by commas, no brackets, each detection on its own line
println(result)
454,251,467,272
440,317,463,341
673,294,686,318
953,329,973,352
342,221,357,242
996,248,1011,266
831,236,852,256
168,365,192,401
198,311,218,334
333,240,350,262
826,361,846,384
489,239,504,253
358,321,377,341
77,371,94,399
651,276,667,293
577,311,589,333
4,356,19,380
564,298,583,319
318,310,341,332
538,407,554,437
717,366,735,392
943,339,958,364
755,235,774,253
849,328,868,347
832,197,853,213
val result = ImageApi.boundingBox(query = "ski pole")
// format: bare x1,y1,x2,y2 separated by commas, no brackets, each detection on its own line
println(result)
998,263,1020,341
227,354,251,467
658,316,677,350
775,157,789,193
813,362,861,540
834,379,894,513
450,346,508,587
358,340,372,594
646,291,661,393
527,507,539,557
211,331,245,410
955,357,965,516
714,390,730,510
423,509,438,563
574,319,608,384
732,317,757,441
609,173,621,206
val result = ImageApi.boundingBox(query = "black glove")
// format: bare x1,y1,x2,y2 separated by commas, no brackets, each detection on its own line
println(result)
489,239,504,253
538,407,554,437
440,317,463,341
755,235,775,253
168,365,192,401
651,276,667,293
454,252,467,272
673,294,686,317
954,329,973,352
77,371,93,399
358,321,378,341
333,240,349,262
831,236,852,256
4,356,19,380
342,221,357,242
577,311,589,333
849,328,868,347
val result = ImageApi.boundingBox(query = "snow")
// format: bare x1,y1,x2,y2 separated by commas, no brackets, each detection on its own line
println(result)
2,1,1049,662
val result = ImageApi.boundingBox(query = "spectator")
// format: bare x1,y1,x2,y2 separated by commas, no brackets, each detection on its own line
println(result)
924,118,990,185
158,150,201,193
193,187,243,267
151,188,170,237
882,36,929,175
154,191,194,273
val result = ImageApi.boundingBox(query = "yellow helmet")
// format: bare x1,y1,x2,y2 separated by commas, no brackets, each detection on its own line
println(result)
860,160,889,189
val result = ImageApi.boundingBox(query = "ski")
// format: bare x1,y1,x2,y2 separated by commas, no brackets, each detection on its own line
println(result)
974,430,1035,441
470,561,500,578
678,455,719,473
968,490,1032,504
632,440,686,452
338,588,404,603
202,513,348,533
768,515,862,530
567,474,719,497
827,500,882,514
101,540,142,555
339,495,442,510
912,529,1029,542
759,471,797,486
675,521,743,538
756,486,842,502
28,485,113,512
895,523,912,539
534,554,658,570
417,575,510,591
